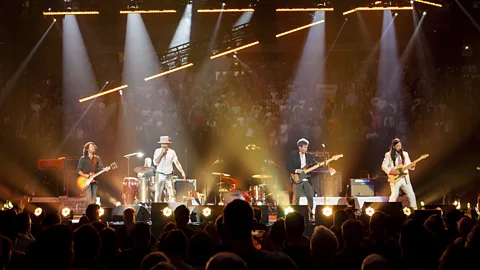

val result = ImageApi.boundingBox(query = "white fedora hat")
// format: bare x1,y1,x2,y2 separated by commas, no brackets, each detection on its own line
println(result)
158,136,171,144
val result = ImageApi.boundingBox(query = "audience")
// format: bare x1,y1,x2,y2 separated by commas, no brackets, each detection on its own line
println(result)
205,252,247,270
116,222,154,270
0,198,479,270
116,208,136,250
174,205,195,240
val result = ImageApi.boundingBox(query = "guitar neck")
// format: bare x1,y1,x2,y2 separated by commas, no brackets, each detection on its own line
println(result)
403,156,426,170
91,168,107,179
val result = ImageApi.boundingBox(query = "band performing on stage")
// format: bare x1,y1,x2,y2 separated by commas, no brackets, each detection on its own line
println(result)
75,136,428,215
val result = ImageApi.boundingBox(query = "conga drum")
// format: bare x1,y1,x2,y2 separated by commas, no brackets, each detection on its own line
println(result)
122,177,138,205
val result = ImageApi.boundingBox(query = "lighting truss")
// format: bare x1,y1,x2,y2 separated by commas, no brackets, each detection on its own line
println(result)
78,85,128,103
43,11,99,15
276,8,334,12
414,0,442,7
119,10,176,14
276,20,325,38
144,63,194,81
343,6,413,16
210,41,260,59
197,9,255,13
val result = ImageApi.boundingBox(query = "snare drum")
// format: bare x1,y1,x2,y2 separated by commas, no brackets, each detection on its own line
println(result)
249,185,265,201
122,177,138,205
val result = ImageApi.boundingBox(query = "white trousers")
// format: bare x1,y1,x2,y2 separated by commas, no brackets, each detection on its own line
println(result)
389,177,417,209
155,174,174,202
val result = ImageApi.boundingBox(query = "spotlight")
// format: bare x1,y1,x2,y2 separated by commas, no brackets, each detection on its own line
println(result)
423,11,427,15
34,207,43,217
137,152,144,158
163,207,173,217
233,55,237,58
61,207,71,218
99,207,105,217
202,207,212,217
53,18,57,22
119,90,123,96
284,206,295,215
365,207,375,217
322,207,333,217
403,207,411,216
420,201,425,207
465,46,469,50
222,2,226,7
115,202,122,207
410,0,414,4
256,201,263,206
467,202,471,209
395,12,398,16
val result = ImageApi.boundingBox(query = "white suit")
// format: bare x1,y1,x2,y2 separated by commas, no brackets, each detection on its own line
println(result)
381,151,417,209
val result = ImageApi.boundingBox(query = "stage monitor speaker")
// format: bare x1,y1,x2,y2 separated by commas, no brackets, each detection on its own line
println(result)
350,179,374,197
151,202,187,226
277,205,309,223
413,210,442,223
363,202,403,217
424,205,456,216
113,205,151,222
192,205,224,223
315,205,354,227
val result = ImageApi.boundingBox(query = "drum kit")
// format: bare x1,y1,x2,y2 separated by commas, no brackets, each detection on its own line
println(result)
121,166,156,206
213,172,274,206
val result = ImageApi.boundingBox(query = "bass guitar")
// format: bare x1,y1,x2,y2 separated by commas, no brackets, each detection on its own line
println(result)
290,154,343,184
76,162,118,191
388,154,429,183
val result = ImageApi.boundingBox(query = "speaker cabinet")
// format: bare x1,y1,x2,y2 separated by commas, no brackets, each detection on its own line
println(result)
311,171,342,197
350,179,374,197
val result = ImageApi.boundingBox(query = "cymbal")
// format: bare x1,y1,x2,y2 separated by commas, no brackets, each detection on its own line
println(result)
212,172,230,177
252,174,272,179
134,166,154,174
221,176,239,185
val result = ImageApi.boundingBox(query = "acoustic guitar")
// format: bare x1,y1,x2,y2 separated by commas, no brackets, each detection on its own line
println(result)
388,154,429,183
76,162,117,191
290,154,343,184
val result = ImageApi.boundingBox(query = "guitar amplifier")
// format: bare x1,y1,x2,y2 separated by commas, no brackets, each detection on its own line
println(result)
350,179,374,197
174,179,196,202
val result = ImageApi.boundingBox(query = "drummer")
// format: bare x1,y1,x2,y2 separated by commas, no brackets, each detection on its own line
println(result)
137,157,156,179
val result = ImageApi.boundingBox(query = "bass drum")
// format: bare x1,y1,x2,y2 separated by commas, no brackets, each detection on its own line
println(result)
122,177,138,205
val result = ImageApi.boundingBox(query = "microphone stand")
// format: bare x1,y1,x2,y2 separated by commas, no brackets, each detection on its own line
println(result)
323,145,328,208
201,159,220,205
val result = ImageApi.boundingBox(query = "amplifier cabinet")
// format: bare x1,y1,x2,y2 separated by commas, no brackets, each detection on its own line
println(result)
350,179,375,197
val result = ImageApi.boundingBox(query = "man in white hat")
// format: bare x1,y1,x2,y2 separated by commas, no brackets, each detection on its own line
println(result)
153,136,186,202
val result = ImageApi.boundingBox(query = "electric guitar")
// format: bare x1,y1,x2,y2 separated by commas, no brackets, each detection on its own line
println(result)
387,154,429,183
290,154,343,184
76,162,118,191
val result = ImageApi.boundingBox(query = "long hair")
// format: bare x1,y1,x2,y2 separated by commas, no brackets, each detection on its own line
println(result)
389,138,405,166
83,142,96,156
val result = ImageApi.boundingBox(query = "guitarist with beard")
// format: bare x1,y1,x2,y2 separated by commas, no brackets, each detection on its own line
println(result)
382,138,418,209
77,142,110,206
287,138,316,215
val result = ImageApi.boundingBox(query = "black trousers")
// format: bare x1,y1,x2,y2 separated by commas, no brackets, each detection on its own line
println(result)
292,181,314,212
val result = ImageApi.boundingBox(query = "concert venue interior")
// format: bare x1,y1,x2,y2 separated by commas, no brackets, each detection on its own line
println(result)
1,0,480,269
